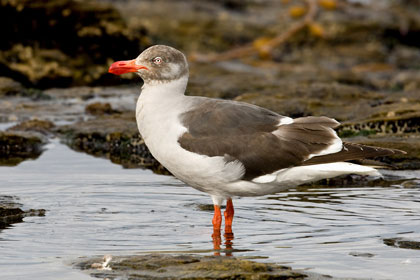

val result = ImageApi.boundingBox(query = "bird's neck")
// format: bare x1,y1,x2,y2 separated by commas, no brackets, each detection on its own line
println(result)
136,75,189,120
141,75,189,98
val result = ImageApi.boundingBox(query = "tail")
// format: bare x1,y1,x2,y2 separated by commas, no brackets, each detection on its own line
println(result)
302,143,406,166
279,142,406,185
275,162,381,186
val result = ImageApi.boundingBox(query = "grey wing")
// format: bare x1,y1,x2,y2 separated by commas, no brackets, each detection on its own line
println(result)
178,99,345,180
180,98,281,137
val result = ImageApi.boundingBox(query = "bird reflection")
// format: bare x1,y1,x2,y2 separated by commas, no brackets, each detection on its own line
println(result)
212,228,234,256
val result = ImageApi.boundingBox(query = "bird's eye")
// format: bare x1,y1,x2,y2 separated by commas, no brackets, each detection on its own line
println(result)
152,57,163,64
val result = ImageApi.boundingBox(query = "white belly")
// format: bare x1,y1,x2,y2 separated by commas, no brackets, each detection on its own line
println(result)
135,93,245,197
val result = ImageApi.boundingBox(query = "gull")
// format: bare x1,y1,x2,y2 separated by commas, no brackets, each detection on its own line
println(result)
108,45,404,235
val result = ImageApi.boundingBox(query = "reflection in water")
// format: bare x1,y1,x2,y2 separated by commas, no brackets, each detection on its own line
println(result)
0,142,419,280
212,229,222,254
212,229,234,257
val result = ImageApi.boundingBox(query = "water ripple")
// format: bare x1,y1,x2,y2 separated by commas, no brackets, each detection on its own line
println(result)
0,142,419,279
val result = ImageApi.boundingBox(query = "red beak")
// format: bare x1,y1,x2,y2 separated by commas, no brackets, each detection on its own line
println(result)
108,59,148,75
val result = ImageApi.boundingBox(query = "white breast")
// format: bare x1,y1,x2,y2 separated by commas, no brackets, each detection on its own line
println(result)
135,78,245,197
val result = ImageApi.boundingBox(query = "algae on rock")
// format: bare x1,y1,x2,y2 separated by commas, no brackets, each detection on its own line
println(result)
75,254,310,280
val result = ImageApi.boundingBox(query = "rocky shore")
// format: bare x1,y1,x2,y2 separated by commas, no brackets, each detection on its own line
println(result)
0,0,419,171
1,0,419,172
75,253,318,280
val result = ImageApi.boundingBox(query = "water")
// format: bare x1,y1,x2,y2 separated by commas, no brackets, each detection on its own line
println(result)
1,141,419,279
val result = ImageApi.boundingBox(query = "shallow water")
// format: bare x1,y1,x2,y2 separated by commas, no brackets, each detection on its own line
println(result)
1,141,419,280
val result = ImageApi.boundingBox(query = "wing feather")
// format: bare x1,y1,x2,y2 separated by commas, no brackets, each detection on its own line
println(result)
178,99,346,180
178,98,405,180
303,142,406,166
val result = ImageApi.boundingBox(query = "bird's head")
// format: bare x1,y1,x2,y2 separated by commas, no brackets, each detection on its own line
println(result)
108,45,188,85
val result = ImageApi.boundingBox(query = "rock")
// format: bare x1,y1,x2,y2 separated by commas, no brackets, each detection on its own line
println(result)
7,119,56,136
85,102,117,116
75,254,310,280
0,76,24,96
388,46,420,69
383,238,420,250
0,207,46,230
57,114,168,174
343,135,420,169
391,71,420,92
349,252,375,258
0,195,46,231
233,80,382,120
308,174,382,188
117,1,278,53
0,77,50,99
340,115,420,136
0,0,148,87
0,131,46,166
401,179,420,188
318,0,420,47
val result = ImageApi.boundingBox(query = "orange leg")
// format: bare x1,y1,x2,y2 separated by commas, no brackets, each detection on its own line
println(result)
224,199,234,234
212,205,222,231
212,205,222,255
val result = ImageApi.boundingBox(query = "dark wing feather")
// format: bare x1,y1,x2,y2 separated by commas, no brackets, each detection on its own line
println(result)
178,99,341,180
180,132,306,179
302,142,406,166
181,98,280,136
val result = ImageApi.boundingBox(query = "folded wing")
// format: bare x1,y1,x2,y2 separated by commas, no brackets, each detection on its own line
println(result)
178,98,404,180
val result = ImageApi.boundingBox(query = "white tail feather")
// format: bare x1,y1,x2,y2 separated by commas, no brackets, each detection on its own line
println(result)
274,162,381,186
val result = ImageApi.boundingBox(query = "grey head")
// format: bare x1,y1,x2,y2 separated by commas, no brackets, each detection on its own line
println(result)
109,45,189,84
134,45,189,84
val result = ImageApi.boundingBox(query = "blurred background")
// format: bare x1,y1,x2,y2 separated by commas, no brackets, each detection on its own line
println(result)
1,0,419,169
1,0,419,87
